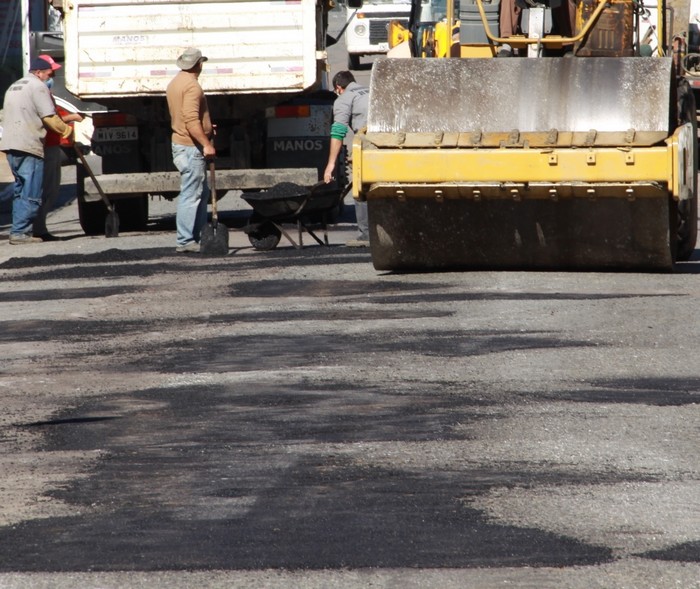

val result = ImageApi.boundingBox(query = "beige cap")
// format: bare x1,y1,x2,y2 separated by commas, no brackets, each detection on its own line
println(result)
176,47,208,70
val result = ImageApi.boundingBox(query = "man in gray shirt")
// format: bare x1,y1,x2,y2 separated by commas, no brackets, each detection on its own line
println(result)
323,70,370,247
0,57,72,244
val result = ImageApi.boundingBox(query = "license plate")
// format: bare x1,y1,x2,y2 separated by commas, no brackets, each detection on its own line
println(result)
94,126,138,142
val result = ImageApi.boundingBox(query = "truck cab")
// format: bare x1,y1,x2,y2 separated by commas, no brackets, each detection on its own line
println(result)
344,0,412,68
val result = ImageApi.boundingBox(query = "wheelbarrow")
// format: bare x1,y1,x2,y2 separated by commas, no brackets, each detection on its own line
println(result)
241,181,346,250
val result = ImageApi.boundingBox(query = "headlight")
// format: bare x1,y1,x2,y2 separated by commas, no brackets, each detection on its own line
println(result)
354,24,367,36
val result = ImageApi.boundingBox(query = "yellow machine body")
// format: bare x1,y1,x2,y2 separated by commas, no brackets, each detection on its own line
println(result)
355,0,698,271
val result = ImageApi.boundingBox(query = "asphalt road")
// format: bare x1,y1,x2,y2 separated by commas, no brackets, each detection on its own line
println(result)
2,200,700,589
1,7,700,589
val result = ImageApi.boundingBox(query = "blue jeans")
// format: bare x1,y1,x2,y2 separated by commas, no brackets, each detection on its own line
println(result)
172,144,209,246
6,150,44,236
33,145,62,235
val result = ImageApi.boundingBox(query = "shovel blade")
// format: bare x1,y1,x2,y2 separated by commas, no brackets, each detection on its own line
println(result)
200,222,229,256
105,211,119,238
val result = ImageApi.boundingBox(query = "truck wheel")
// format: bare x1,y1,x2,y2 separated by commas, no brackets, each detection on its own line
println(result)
78,195,149,235
78,197,109,236
115,195,149,232
247,215,281,250
348,54,361,70
324,196,345,225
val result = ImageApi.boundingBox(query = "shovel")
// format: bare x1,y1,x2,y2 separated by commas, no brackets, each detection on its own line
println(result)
74,144,119,238
200,160,229,256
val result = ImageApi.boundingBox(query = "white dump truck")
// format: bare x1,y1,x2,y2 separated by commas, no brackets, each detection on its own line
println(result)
60,0,342,234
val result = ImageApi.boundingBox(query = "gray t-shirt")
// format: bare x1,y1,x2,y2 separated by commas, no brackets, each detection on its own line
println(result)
0,74,56,158
333,81,369,133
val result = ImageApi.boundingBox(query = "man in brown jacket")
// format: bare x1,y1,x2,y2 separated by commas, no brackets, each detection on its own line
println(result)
166,47,216,253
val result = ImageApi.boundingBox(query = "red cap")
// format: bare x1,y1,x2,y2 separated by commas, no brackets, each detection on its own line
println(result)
38,54,61,71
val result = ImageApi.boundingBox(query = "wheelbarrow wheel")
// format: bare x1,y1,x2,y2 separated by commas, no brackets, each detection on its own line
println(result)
247,214,282,250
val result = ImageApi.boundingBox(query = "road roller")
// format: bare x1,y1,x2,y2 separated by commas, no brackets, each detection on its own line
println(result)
352,0,698,271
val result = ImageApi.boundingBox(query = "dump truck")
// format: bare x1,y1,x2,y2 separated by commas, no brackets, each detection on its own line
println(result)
353,0,698,271
59,0,344,235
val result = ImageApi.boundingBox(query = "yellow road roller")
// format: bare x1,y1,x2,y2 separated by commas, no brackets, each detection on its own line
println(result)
353,0,698,270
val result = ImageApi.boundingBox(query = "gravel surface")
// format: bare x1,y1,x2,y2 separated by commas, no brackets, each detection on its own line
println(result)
1,183,700,587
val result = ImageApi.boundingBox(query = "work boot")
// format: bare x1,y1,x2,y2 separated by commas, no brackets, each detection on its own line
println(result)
175,242,200,253
345,234,370,247
497,44,513,57
9,234,43,245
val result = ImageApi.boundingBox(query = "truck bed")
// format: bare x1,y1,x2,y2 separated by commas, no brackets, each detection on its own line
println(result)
82,168,319,200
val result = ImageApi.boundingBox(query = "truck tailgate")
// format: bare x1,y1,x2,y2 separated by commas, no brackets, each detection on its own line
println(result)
63,0,319,99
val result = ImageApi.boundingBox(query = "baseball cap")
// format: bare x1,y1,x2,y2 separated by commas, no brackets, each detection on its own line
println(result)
30,57,52,72
38,54,61,71
176,48,208,70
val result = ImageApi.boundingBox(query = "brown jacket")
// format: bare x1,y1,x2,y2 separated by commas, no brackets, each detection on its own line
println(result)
166,71,213,147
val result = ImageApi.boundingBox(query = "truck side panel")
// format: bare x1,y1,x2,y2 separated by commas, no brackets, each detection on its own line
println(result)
63,0,319,99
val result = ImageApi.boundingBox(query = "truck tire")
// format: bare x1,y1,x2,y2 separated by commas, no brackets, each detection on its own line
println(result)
78,197,109,236
78,195,149,235
348,54,361,70
115,195,149,232
76,163,148,235
325,198,345,225
77,163,106,236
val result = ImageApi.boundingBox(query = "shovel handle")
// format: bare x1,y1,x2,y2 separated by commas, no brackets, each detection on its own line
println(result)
208,160,218,222
73,144,114,212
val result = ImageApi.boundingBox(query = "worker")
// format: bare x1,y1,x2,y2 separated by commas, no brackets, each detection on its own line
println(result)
323,70,370,247
552,0,576,42
166,47,216,253
498,0,522,55
32,54,85,241
0,57,72,245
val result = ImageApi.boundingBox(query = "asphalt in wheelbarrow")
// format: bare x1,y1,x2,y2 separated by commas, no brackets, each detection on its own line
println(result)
242,182,341,222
